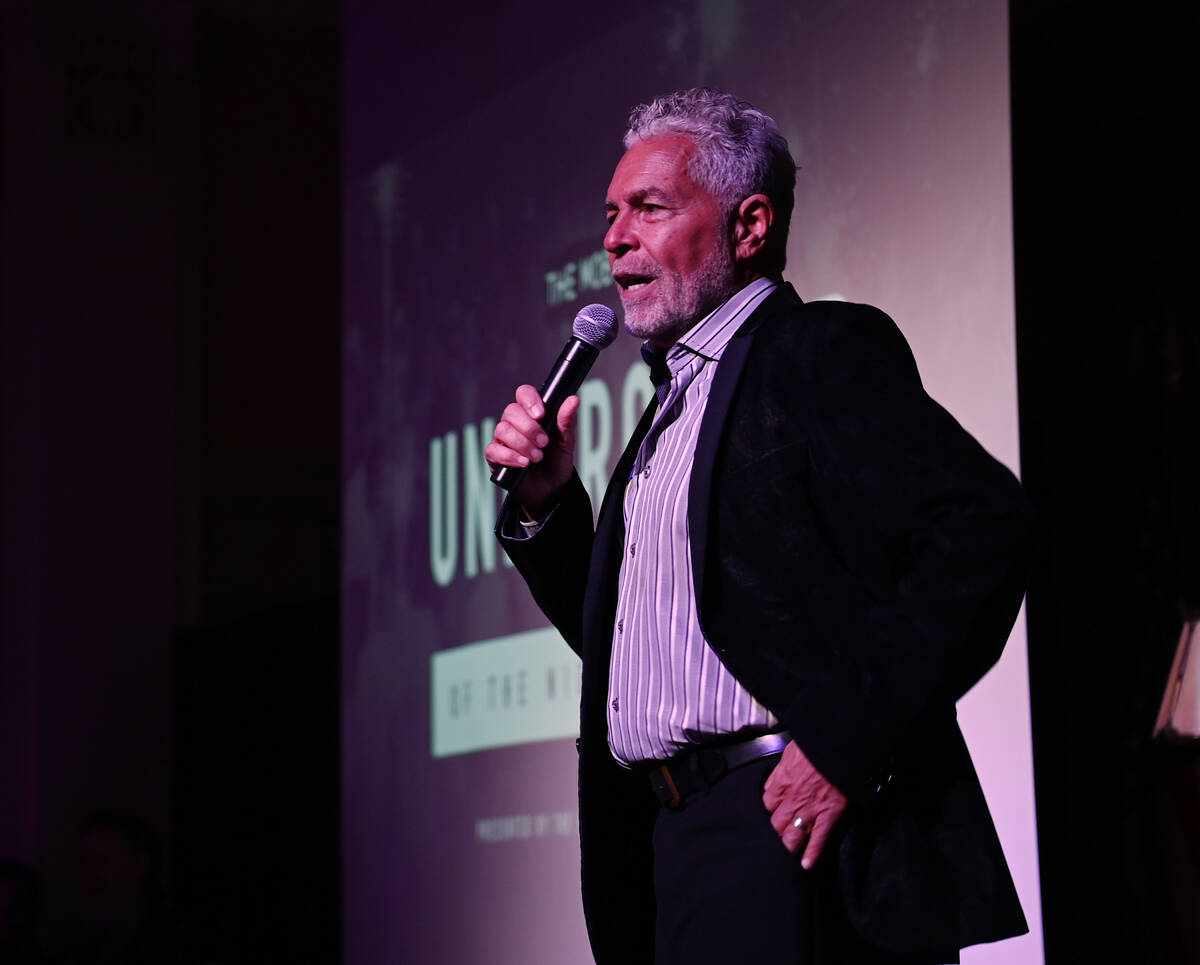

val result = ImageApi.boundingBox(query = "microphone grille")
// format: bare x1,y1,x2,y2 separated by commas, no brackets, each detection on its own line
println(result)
572,304,619,349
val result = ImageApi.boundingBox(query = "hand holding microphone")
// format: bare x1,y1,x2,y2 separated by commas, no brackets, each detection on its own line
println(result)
486,304,618,515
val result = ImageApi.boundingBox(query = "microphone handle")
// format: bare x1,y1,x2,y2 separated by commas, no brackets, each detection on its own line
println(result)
491,338,599,492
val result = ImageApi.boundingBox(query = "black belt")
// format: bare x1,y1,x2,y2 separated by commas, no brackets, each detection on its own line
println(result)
646,732,790,810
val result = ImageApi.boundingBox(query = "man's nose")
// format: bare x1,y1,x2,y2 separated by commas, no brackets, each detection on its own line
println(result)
604,212,634,256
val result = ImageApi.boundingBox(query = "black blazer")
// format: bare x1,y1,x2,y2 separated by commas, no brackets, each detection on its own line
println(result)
499,284,1030,963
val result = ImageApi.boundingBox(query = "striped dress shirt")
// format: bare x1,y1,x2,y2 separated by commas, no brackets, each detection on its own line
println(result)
607,277,781,766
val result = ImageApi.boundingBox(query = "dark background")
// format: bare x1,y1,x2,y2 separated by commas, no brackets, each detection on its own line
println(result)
1011,2,1199,962
0,1,1195,962
1,2,339,961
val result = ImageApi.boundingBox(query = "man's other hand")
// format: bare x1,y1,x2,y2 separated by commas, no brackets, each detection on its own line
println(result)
762,741,848,870
485,384,579,518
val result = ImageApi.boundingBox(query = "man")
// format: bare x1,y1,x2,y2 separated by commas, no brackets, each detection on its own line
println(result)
486,88,1030,964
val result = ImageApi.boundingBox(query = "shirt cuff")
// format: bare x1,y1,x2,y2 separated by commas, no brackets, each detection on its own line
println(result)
518,516,546,537
500,502,558,540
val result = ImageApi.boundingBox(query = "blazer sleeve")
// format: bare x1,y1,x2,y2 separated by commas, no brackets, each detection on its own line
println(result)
495,472,595,657
801,305,1031,797
709,302,1032,801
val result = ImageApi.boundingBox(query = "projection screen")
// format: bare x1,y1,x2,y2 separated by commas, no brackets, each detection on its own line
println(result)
342,2,1042,962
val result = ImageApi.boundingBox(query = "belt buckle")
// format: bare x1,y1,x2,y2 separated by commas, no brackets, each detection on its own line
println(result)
649,764,683,810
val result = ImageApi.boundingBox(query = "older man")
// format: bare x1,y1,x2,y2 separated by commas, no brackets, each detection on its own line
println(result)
487,88,1029,965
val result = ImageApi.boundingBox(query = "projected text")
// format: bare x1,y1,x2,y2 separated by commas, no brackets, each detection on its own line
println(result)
431,627,582,757
428,363,654,587
545,250,612,305
475,811,577,842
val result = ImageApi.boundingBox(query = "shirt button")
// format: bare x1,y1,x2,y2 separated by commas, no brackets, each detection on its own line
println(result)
629,541,636,557
643,467,651,478
611,697,619,712
617,619,624,633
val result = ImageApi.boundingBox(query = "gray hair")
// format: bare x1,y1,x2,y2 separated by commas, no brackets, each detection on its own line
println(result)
624,87,796,271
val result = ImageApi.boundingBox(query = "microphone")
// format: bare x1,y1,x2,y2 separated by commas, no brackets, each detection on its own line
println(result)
491,303,619,492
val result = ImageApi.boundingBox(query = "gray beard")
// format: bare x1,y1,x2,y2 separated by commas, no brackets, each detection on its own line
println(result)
621,244,739,345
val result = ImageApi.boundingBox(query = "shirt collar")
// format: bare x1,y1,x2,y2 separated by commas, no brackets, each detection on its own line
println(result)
664,276,778,374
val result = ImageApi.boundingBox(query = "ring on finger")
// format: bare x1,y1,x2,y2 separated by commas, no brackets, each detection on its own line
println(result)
792,815,809,831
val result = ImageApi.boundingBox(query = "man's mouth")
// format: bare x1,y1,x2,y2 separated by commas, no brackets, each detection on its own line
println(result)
615,273,657,293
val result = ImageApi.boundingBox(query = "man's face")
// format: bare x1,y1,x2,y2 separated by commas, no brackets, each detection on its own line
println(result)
605,134,738,346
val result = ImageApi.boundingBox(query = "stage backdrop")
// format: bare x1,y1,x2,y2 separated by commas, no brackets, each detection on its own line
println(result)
342,1,1042,962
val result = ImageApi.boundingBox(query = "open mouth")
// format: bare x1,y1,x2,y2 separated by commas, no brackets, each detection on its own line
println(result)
615,273,657,292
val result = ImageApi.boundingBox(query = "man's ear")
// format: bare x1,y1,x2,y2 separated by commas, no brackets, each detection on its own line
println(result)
732,193,775,263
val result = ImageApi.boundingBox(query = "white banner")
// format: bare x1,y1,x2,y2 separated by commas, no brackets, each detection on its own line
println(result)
430,628,582,757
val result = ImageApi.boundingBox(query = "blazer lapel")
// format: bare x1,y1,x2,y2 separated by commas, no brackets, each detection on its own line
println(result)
589,397,658,588
688,283,804,603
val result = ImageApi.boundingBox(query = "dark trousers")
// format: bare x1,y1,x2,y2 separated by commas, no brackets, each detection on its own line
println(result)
651,755,953,965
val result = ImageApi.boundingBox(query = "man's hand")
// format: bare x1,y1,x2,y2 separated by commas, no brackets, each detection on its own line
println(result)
484,384,580,518
762,741,848,870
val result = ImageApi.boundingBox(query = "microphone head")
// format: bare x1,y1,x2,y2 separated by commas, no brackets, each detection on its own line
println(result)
572,304,619,349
